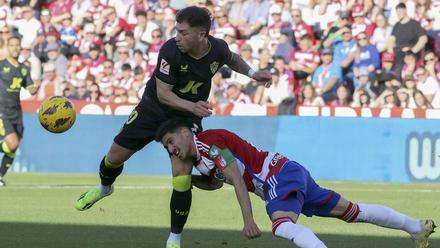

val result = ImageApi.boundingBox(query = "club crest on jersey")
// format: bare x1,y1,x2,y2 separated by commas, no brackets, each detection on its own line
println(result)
3,67,10,73
180,64,188,73
159,59,170,75
209,145,220,157
210,61,219,74
21,68,27,76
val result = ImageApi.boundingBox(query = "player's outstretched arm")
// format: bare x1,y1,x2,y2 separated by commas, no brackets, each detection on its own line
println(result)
156,77,212,117
226,52,272,87
191,174,223,191
222,161,261,240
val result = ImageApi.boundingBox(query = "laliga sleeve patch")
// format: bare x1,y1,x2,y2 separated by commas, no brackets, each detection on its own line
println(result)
159,58,170,75
208,145,235,171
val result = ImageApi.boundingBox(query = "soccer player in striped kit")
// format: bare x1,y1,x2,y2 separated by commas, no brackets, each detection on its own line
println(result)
155,119,436,248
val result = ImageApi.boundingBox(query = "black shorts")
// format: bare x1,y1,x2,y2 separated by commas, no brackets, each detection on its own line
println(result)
0,116,24,139
113,98,203,151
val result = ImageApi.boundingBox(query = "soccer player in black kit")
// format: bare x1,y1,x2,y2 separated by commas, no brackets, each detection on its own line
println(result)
74,6,272,248
0,36,38,186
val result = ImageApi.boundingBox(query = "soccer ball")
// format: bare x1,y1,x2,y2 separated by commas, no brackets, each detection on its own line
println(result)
38,96,76,133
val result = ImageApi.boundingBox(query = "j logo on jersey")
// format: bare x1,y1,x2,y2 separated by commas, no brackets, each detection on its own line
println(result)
180,64,188,73
210,61,219,74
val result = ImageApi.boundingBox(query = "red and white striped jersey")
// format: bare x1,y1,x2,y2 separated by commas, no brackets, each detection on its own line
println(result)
194,129,288,195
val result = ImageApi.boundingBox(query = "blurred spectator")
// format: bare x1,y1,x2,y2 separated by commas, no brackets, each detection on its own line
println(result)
73,79,89,100
289,34,320,92
86,82,102,102
126,0,150,25
414,66,438,102
300,83,324,107
321,11,350,49
97,59,117,90
238,0,270,38
85,0,106,24
118,63,134,90
146,28,164,68
390,3,428,73
132,49,149,76
273,56,294,91
57,13,78,57
133,10,160,52
356,67,376,98
352,89,373,107
423,50,440,79
38,63,63,100
132,65,147,100
227,0,249,26
396,87,413,108
290,7,315,46
230,43,258,86
71,0,91,27
39,9,55,35
311,48,342,102
84,43,106,76
330,84,352,107
274,28,295,62
19,40,41,83
370,13,393,53
375,89,398,108
0,25,11,59
62,82,76,100
401,51,419,80
413,89,432,108
414,1,433,31
257,48,272,71
267,4,290,48
0,0,11,28
227,83,252,104
327,25,356,72
353,32,380,88
210,71,229,106
46,42,68,77
260,67,291,106
114,87,128,103
11,5,41,45
163,11,176,40
96,7,130,57
77,23,102,56
213,8,236,39
403,75,418,97
351,4,375,37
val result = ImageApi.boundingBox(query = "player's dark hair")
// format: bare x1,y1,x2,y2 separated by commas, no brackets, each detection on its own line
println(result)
155,118,193,142
176,6,211,37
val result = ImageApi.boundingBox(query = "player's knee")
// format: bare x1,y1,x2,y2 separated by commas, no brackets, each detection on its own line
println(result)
2,141,17,154
339,202,360,223
172,175,191,192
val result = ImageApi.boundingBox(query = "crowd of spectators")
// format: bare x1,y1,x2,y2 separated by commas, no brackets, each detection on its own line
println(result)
1,0,439,114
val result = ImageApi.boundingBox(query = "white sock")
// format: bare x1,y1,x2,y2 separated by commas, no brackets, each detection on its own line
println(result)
355,203,422,234
274,221,327,248
167,232,181,244
99,184,112,195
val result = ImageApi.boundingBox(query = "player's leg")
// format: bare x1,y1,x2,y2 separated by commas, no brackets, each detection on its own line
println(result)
266,161,327,248
328,196,436,247
166,155,193,248
75,142,136,210
75,103,155,211
0,132,19,186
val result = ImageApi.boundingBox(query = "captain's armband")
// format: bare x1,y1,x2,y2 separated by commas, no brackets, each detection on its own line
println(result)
208,145,235,171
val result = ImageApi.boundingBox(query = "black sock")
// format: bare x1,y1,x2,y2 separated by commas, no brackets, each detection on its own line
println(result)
170,189,192,234
99,156,123,186
0,155,14,177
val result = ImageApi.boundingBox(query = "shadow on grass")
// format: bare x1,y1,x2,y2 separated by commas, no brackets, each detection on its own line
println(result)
0,222,438,248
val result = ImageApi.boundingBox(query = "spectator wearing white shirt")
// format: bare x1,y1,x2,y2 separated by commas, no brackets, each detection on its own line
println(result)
414,66,439,103
12,6,41,45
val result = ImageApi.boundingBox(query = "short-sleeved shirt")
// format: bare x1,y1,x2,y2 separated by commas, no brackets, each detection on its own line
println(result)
143,35,232,118
0,59,33,120
392,19,426,50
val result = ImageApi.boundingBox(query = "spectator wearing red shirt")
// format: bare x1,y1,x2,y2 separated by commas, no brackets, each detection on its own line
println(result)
97,59,117,90
350,4,375,38
84,43,106,77
146,28,164,69
77,23,103,57
290,8,315,46
267,5,290,48
289,34,320,93
84,0,106,24
96,7,130,58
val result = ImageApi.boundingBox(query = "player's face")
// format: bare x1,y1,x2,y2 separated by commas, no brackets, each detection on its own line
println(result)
162,128,195,160
175,21,206,54
7,38,21,59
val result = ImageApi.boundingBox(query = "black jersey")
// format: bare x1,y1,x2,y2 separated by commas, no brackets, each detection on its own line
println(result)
0,59,34,120
144,35,232,117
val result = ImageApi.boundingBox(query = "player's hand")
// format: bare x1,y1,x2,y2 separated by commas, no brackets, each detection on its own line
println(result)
192,101,213,118
243,219,261,239
252,70,272,88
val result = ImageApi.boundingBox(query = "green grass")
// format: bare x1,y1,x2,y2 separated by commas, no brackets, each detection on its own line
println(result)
0,173,439,248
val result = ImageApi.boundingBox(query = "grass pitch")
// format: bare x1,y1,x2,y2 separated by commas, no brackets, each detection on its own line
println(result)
0,173,439,248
